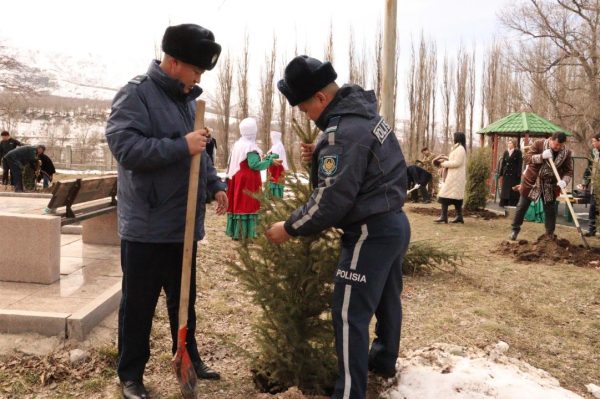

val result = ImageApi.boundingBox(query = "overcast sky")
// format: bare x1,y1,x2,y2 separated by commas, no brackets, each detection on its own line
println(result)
1,0,515,118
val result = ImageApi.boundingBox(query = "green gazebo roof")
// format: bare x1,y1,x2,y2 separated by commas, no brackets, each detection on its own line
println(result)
477,112,572,136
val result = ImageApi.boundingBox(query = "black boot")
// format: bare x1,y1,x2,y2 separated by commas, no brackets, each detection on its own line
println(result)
193,359,221,380
434,203,448,224
121,380,149,399
509,228,519,241
450,204,464,224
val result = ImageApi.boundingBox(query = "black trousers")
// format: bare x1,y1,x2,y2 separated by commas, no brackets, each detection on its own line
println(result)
6,159,22,192
118,240,201,382
1,158,9,185
589,195,597,234
331,211,410,399
511,195,557,234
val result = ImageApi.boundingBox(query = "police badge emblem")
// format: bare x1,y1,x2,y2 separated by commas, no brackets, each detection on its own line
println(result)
320,155,339,176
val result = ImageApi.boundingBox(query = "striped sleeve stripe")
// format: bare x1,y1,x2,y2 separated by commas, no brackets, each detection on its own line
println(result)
291,177,333,230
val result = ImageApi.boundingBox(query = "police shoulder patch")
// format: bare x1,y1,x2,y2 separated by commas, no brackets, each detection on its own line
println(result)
319,155,339,176
128,75,148,85
372,117,392,144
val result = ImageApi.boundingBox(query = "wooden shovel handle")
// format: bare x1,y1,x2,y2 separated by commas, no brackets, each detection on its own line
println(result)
178,100,205,329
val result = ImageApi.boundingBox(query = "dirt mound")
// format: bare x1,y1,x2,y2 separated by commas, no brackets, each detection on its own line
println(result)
495,234,600,267
408,206,501,220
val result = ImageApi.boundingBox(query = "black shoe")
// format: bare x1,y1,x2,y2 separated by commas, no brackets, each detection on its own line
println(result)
193,359,221,380
368,363,397,378
509,230,519,241
450,217,464,224
584,230,596,237
121,380,149,399
434,217,448,224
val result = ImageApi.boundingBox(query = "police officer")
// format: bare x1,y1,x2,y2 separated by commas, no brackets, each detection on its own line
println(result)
266,55,411,399
106,24,227,399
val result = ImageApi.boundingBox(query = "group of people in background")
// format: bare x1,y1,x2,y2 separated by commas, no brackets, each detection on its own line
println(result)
0,130,56,192
225,117,286,240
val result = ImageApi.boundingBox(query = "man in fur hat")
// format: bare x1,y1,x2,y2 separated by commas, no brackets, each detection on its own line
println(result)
266,55,410,399
106,23,227,399
509,132,573,241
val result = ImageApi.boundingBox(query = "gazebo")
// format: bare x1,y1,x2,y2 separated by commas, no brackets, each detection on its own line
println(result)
477,112,573,194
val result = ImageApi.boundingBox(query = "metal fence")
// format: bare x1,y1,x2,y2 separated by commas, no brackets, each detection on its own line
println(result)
46,144,117,172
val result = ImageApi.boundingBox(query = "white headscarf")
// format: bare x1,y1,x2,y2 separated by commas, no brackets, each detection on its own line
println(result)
226,117,262,179
268,131,288,170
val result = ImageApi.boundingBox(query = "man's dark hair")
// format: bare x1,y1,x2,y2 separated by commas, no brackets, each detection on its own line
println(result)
551,132,567,143
1,131,9,136
594,132,600,141
421,147,429,153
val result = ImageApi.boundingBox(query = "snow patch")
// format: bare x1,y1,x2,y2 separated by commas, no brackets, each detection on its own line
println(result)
382,343,583,399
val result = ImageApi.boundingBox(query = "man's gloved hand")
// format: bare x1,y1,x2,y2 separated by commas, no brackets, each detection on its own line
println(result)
542,149,553,160
414,184,421,189
557,180,567,190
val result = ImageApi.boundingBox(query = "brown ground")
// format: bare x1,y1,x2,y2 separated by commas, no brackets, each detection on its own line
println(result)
1,202,599,398
496,234,600,267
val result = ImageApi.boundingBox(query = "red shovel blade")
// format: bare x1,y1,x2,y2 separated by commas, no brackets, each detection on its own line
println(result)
172,326,197,399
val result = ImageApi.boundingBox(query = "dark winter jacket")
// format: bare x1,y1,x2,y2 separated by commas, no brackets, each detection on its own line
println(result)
3,145,36,169
407,165,432,187
0,138,23,159
284,84,407,236
38,153,56,176
105,60,226,243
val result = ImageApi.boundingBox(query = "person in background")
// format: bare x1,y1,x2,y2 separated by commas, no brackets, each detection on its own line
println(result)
509,132,572,241
407,164,432,203
225,117,281,239
3,145,37,192
206,131,217,165
498,139,522,207
267,130,288,198
434,132,467,224
36,145,56,188
420,147,439,198
0,130,23,186
583,132,600,236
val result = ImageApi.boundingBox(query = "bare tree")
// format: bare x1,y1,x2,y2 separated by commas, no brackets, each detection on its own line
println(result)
372,25,384,111
453,47,469,134
237,32,250,120
216,52,233,168
259,36,277,148
466,47,477,150
324,22,335,64
501,0,600,145
441,52,454,151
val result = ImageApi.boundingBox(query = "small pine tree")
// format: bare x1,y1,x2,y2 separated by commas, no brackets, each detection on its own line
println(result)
464,147,491,211
229,119,338,395
22,164,36,191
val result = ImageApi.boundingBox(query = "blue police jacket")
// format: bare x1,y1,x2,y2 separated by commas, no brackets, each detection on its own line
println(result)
284,85,407,236
105,61,226,243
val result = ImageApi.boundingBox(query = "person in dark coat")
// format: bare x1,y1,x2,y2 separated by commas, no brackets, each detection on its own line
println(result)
0,131,23,185
206,132,217,165
407,164,432,203
498,139,522,207
35,145,56,188
105,24,226,399
266,55,410,399
3,145,37,192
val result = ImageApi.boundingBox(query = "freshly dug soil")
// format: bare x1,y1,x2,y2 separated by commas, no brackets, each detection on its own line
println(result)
408,206,501,220
495,234,600,267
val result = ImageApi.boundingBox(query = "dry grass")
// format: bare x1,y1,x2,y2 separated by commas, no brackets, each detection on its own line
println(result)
1,202,598,398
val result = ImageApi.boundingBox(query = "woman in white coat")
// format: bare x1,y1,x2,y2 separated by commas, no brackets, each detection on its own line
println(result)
434,132,467,224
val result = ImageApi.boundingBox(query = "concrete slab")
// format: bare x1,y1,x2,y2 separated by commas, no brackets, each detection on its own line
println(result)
67,282,121,340
0,309,69,337
82,211,120,246
0,213,61,284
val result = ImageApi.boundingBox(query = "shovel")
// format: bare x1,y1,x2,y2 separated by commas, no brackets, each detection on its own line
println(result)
172,99,206,398
548,157,590,249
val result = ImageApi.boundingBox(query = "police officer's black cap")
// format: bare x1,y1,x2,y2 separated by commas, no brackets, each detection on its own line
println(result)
277,55,338,106
162,24,221,71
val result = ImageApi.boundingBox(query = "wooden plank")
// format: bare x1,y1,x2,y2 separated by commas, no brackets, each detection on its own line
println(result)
47,179,79,209
72,176,117,205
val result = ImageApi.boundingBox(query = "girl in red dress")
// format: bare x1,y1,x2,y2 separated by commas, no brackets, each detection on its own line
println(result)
226,117,281,239
267,130,288,198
